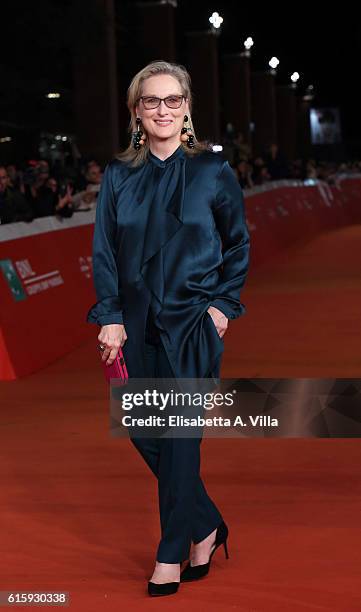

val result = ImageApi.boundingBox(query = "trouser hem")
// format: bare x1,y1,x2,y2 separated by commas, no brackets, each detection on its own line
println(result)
192,517,224,545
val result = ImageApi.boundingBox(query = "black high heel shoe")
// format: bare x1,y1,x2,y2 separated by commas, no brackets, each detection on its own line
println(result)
148,581,180,597
180,520,229,582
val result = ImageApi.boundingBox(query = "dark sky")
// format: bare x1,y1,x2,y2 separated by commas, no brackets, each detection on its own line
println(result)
151,0,359,151
177,1,357,106
1,0,359,153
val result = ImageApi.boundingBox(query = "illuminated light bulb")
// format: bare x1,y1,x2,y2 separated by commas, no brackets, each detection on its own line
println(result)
209,11,223,29
244,37,254,50
269,57,280,70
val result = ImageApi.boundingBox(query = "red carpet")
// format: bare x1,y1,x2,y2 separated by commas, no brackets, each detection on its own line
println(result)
1,225,361,610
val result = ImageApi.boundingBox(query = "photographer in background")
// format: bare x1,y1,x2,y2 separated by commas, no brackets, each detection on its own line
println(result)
22,160,50,214
233,158,254,189
0,165,33,225
32,176,74,218
71,162,102,211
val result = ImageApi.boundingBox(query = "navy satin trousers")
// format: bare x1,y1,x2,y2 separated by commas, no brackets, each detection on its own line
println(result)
130,307,223,563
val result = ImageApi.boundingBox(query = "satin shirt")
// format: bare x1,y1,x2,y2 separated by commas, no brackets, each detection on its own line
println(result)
86,145,250,379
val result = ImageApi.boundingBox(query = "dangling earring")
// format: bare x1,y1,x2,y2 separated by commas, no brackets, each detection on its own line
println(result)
180,114,195,149
132,117,146,150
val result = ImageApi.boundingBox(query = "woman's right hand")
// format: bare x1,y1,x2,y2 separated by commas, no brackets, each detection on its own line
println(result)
98,324,127,365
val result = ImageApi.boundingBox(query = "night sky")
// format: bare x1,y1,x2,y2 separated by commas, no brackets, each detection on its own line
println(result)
1,0,359,156
177,0,359,150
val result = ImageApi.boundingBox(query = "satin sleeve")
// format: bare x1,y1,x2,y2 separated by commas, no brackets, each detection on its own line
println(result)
210,160,250,320
86,163,124,326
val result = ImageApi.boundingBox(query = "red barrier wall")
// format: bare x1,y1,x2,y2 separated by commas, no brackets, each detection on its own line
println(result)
245,177,361,267
0,177,360,380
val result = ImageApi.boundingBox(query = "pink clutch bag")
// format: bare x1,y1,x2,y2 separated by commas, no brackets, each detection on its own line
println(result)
100,347,128,384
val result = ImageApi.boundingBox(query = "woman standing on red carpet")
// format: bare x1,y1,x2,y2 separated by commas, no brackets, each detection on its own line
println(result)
87,60,250,597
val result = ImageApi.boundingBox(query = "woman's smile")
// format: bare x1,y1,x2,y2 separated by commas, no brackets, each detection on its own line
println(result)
154,119,173,126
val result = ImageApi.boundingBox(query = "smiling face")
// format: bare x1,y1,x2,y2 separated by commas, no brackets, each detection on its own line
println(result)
135,74,190,146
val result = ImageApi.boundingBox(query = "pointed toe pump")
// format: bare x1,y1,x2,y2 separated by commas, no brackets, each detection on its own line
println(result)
180,520,229,582
147,580,180,597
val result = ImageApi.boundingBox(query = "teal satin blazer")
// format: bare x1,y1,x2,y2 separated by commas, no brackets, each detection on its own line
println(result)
86,145,250,379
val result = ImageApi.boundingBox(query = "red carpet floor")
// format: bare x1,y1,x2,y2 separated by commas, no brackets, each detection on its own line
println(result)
1,225,361,611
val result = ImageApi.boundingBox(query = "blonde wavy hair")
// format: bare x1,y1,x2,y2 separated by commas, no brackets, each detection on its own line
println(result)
117,60,209,167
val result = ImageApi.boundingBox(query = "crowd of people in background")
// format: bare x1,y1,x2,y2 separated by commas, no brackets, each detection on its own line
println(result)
0,158,102,225
1,133,361,225
222,131,361,190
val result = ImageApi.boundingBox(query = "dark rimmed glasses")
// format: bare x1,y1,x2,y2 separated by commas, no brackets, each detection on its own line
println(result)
138,95,185,110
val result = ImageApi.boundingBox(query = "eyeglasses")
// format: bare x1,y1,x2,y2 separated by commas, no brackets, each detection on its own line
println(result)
138,95,185,110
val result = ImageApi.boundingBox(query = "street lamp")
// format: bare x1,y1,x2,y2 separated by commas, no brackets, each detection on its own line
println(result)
242,36,254,57
268,56,280,75
209,11,223,35
290,71,300,89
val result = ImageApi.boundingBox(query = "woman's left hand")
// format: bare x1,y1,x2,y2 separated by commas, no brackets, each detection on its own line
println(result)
207,306,229,339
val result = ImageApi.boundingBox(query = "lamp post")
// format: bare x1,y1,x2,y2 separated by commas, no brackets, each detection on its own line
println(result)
221,35,253,150
242,36,254,58
185,11,224,141
268,56,280,75
290,72,300,89
251,59,278,154
209,11,223,35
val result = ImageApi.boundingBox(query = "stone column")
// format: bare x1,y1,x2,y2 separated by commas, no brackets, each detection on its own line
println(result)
134,1,177,63
250,71,277,156
297,98,312,160
221,53,251,148
185,31,220,142
73,0,119,164
276,85,297,160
